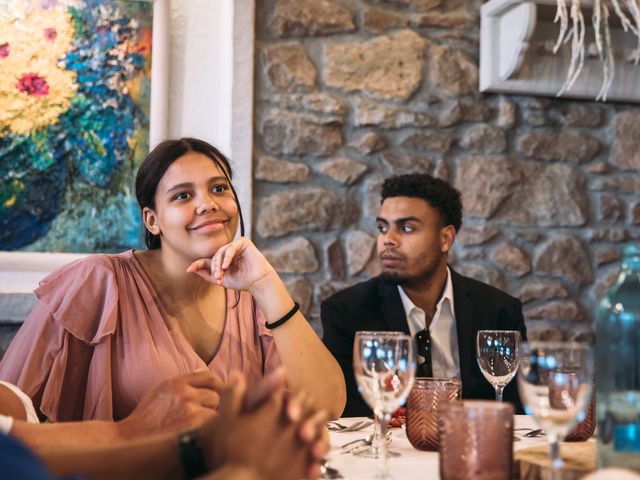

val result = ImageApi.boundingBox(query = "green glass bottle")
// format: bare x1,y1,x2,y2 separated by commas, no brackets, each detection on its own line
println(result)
596,244,640,470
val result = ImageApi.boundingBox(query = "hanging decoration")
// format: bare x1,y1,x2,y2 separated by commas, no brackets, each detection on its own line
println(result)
554,0,640,100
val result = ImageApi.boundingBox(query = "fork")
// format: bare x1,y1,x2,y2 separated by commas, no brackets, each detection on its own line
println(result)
327,419,373,432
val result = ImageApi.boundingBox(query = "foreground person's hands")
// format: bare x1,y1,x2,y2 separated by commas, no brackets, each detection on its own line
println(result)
118,370,222,439
201,371,329,480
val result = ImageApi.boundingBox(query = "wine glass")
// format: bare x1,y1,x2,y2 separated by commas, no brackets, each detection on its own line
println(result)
353,331,416,479
351,331,404,459
476,330,521,402
517,341,593,480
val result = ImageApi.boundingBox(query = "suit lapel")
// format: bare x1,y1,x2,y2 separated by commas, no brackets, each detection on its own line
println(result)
451,269,477,396
378,278,411,334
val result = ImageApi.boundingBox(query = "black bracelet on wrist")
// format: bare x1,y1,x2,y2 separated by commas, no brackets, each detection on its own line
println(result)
265,302,300,330
177,429,208,480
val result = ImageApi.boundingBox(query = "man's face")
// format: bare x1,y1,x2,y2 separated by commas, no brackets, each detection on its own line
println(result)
376,196,454,285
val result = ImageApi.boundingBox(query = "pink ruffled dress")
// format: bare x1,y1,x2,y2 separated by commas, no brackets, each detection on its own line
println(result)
0,250,281,421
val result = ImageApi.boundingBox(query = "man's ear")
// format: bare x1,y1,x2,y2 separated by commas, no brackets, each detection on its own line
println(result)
142,207,161,236
440,225,456,253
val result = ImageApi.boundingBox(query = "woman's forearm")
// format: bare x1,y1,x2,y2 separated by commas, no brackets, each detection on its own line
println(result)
11,421,183,480
250,274,346,419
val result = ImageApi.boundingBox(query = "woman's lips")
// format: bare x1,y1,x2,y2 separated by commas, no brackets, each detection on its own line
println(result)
189,220,225,233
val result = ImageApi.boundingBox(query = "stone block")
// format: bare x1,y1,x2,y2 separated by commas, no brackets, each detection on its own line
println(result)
533,236,592,286
597,194,624,223
458,157,589,226
349,132,387,154
255,155,310,183
261,92,347,115
381,151,432,174
401,130,454,154
317,157,368,185
525,300,583,321
284,277,313,316
497,96,516,129
459,124,506,153
353,97,436,129
490,242,531,277
456,225,499,246
454,262,505,291
517,132,600,163
261,44,316,91
323,29,427,101
427,43,478,98
325,240,345,280
562,104,604,126
260,109,342,156
364,6,409,33
594,246,621,267
516,280,568,304
271,0,355,37
612,111,640,170
263,236,319,273
346,230,376,276
256,188,357,237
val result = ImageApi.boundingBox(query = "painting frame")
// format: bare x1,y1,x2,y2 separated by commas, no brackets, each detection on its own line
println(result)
0,0,169,293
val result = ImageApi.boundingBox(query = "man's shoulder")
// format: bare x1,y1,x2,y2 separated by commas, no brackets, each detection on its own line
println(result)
452,268,521,305
322,276,384,307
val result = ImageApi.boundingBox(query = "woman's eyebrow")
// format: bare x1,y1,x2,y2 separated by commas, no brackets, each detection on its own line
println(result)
165,182,193,194
165,176,229,195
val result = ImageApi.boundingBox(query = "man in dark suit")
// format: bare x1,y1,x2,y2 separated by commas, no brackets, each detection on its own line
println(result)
321,173,526,417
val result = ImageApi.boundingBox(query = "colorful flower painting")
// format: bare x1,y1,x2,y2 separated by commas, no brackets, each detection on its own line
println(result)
0,0,153,252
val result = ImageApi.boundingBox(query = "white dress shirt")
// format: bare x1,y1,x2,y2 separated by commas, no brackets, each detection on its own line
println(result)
398,267,461,379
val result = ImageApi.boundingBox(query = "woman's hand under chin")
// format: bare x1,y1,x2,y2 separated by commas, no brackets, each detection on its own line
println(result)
186,237,278,294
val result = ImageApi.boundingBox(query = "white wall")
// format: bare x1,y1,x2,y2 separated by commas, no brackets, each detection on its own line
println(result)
169,0,234,154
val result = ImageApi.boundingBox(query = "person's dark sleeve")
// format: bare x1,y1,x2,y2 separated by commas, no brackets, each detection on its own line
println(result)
320,300,371,418
506,297,527,414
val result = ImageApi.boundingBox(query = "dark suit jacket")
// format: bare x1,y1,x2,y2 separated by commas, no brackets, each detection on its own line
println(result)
321,268,527,417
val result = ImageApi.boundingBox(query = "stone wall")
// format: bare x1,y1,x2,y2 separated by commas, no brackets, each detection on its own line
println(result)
253,0,640,341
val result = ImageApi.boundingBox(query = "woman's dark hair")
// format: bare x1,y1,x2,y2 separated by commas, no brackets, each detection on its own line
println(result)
135,137,245,249
381,173,463,232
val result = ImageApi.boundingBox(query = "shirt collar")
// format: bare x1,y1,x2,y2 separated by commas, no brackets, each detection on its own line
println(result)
397,266,454,322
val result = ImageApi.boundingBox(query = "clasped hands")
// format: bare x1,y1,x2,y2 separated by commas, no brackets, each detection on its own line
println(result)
119,368,329,480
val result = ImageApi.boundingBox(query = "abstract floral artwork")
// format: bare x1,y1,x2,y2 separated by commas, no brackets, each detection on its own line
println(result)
0,0,153,252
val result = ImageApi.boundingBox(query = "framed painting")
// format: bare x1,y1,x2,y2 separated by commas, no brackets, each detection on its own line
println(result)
0,0,168,292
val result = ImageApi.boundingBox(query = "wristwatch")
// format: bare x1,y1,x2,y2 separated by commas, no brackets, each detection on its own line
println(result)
177,429,208,479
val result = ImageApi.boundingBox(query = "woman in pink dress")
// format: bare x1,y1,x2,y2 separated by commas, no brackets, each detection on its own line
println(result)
0,138,346,422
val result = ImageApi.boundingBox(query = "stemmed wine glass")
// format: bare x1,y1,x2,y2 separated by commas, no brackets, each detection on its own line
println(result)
353,331,416,479
517,341,593,480
476,330,521,402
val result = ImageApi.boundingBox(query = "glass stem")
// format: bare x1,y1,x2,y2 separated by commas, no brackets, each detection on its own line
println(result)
548,434,563,480
495,385,505,402
375,410,391,479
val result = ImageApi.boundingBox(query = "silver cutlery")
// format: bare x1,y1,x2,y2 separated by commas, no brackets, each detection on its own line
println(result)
327,419,373,432
319,459,343,479
523,428,545,437
339,430,392,453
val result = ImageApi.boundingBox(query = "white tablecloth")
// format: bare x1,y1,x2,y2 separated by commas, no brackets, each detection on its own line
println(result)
327,415,547,479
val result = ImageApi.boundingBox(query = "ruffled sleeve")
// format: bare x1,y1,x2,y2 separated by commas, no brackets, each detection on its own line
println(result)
0,255,121,421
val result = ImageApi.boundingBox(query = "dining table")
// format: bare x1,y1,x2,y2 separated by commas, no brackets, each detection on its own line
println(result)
326,415,574,479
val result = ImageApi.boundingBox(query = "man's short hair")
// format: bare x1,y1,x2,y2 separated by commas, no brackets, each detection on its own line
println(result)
380,173,463,232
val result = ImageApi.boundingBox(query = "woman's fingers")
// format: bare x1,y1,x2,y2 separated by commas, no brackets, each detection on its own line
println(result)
186,258,214,281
